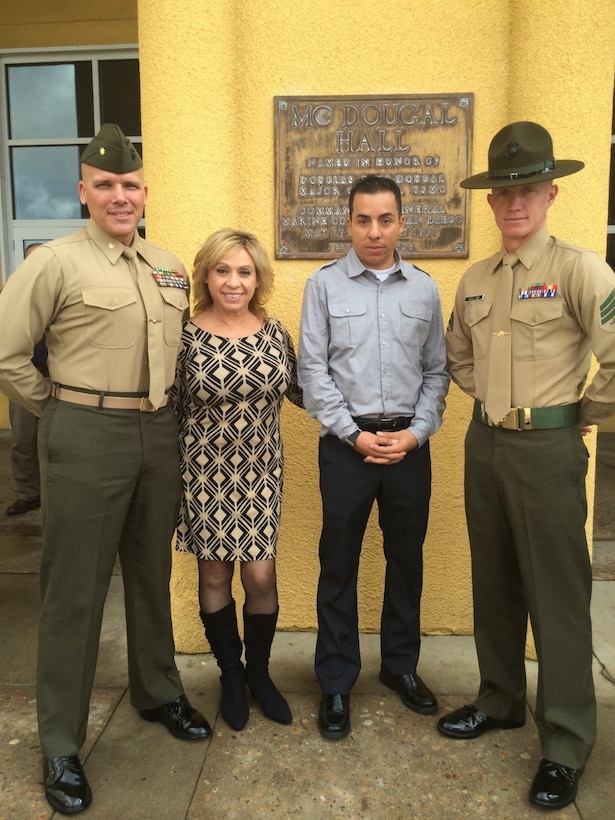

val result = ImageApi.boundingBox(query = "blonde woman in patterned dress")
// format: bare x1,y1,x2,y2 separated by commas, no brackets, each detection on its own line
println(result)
171,229,302,730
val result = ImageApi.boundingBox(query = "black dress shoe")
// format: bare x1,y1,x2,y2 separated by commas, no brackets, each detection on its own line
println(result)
43,756,91,814
529,758,581,809
139,693,212,740
379,669,438,715
318,693,350,740
437,704,525,738
6,496,40,516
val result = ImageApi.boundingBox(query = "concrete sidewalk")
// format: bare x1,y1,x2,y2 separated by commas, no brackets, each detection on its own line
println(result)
1,532,614,819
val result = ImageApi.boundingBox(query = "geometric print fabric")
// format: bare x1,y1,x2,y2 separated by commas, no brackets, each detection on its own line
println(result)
173,318,302,561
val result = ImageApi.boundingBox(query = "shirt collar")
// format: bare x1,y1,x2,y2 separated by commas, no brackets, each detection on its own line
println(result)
86,219,132,264
346,247,407,279
85,220,153,266
497,227,551,271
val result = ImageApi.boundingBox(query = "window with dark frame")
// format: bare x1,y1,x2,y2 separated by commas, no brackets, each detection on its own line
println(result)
0,50,140,277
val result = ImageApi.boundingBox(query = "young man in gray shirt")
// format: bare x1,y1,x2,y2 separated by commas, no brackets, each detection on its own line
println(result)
298,174,449,739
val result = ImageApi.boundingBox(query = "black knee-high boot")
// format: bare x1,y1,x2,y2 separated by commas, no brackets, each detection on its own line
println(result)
243,606,292,725
200,602,249,731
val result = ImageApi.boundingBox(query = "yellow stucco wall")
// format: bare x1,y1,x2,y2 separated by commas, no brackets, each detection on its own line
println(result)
1,1,613,651
137,0,614,650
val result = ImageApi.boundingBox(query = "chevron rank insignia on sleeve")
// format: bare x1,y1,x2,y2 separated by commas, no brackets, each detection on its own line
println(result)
599,288,615,329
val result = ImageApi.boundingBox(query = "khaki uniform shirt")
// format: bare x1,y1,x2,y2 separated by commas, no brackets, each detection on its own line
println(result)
0,220,189,416
446,227,615,425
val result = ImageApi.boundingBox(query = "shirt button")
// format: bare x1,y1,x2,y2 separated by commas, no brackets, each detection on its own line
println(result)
382,340,387,346
345,308,351,313
109,300,117,306
380,312,386,318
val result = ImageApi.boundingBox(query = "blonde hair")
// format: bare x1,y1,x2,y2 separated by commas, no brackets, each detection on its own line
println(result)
192,229,274,317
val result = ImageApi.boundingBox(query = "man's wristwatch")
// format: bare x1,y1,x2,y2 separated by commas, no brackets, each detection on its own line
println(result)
342,430,361,448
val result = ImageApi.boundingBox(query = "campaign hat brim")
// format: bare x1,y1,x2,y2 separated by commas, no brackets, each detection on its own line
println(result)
460,159,584,189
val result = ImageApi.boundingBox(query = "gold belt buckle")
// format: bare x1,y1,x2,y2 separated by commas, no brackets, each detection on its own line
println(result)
139,396,156,412
498,408,520,430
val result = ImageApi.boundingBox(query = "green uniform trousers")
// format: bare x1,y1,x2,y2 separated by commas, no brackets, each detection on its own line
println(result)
36,398,184,756
465,418,595,770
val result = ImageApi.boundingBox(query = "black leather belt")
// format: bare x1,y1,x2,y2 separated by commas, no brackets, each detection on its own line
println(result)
352,415,413,433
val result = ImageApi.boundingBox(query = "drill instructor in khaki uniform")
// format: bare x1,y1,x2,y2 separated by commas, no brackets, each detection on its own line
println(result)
440,121,615,810
0,124,211,815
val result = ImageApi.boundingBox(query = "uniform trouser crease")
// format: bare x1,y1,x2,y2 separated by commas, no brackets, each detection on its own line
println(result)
466,419,595,769
36,399,183,756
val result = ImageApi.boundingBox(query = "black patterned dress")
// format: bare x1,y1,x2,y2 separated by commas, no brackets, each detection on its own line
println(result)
172,317,302,561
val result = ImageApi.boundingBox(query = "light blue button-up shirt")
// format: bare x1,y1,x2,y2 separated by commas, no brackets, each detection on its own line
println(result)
298,248,449,447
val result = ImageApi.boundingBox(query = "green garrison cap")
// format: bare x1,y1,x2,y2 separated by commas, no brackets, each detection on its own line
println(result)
460,121,584,189
80,123,142,173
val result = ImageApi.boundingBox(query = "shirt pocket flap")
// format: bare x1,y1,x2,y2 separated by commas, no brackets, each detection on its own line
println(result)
329,301,367,318
511,298,563,326
159,288,189,311
400,302,433,322
464,300,492,327
81,287,137,311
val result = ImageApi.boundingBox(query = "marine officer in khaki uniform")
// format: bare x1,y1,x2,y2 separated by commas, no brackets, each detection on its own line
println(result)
0,124,211,815
440,121,615,811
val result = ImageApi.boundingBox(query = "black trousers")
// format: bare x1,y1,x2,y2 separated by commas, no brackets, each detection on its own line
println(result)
36,399,184,756
315,435,431,693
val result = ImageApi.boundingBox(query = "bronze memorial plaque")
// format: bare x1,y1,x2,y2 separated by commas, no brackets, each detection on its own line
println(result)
275,93,473,259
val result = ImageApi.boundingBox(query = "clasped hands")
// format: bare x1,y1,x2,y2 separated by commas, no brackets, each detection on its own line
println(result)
354,429,419,464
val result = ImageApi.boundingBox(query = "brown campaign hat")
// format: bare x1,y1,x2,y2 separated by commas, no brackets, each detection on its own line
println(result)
80,123,142,173
460,121,584,189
